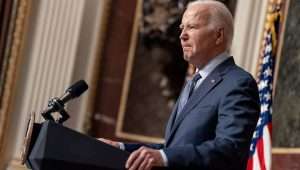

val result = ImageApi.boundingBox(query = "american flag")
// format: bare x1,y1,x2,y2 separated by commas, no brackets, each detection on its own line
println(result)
247,3,281,170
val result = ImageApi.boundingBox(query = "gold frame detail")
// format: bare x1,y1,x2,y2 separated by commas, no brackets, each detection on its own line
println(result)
271,0,300,154
0,0,32,156
115,0,164,143
273,148,300,154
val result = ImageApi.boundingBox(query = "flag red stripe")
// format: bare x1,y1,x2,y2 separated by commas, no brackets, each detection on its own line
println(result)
257,138,266,170
247,157,253,170
268,123,272,138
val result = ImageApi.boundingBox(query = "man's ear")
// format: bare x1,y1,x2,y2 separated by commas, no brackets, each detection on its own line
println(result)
215,28,224,45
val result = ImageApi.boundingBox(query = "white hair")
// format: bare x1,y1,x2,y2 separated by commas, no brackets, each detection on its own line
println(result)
187,0,234,50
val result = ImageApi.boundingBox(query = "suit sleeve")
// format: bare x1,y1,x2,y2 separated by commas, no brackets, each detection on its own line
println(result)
163,77,260,169
124,143,164,153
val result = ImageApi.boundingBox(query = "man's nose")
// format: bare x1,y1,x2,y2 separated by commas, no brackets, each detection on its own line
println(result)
180,29,188,41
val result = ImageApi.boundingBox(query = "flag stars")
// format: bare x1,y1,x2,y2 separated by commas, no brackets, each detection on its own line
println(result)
253,131,259,138
264,67,272,77
261,104,269,113
265,44,272,54
264,92,271,101
258,80,268,90
249,30,274,166
256,117,262,127
262,55,271,64
250,144,255,151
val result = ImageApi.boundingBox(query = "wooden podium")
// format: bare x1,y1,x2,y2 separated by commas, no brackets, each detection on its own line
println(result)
22,120,129,170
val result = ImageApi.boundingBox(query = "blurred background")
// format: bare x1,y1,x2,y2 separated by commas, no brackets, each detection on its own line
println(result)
0,0,299,169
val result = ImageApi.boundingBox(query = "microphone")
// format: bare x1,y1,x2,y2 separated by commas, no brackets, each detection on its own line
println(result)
60,80,89,103
41,80,88,123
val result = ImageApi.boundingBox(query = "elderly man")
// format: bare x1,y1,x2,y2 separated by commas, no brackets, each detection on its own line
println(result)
100,1,260,170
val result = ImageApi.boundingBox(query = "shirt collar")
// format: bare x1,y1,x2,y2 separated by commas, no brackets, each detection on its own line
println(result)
195,52,230,80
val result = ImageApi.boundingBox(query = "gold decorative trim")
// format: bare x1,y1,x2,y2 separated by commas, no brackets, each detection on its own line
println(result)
7,159,26,170
271,0,300,154
20,112,35,164
0,0,32,160
115,0,164,143
273,0,290,94
255,0,285,80
273,148,300,154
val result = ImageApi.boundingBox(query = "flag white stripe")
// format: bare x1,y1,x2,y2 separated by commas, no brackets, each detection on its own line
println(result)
263,125,272,170
253,148,261,170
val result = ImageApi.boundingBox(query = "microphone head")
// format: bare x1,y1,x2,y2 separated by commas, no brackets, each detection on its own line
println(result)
66,80,88,98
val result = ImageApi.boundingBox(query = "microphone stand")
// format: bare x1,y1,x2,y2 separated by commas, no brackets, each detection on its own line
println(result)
41,97,70,124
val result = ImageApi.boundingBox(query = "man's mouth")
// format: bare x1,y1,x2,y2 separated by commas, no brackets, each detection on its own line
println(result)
182,46,192,51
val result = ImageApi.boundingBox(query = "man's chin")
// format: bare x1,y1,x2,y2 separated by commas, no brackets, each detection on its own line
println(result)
183,54,191,61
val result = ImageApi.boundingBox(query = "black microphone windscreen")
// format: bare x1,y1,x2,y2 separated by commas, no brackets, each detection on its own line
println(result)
66,80,88,98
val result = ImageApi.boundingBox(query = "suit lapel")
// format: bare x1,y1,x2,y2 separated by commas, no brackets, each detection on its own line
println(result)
165,100,179,138
164,80,189,139
165,57,235,145
165,73,222,145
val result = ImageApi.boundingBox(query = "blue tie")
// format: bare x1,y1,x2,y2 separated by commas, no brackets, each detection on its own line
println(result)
177,73,202,115
188,73,202,98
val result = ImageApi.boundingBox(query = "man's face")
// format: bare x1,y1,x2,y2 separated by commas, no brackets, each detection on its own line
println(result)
180,5,216,67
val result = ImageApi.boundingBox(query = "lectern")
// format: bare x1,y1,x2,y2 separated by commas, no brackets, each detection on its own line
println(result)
23,120,129,170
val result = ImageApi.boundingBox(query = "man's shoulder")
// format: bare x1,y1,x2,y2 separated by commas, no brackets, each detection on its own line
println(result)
215,56,255,82
225,64,256,83
218,64,258,94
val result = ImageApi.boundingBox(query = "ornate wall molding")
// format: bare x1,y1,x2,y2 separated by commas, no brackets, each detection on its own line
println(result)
3,0,108,168
272,0,300,154
1,0,101,168
115,0,165,143
0,0,32,166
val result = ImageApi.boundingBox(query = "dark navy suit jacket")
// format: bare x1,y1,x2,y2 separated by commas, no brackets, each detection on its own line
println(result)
125,57,260,170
